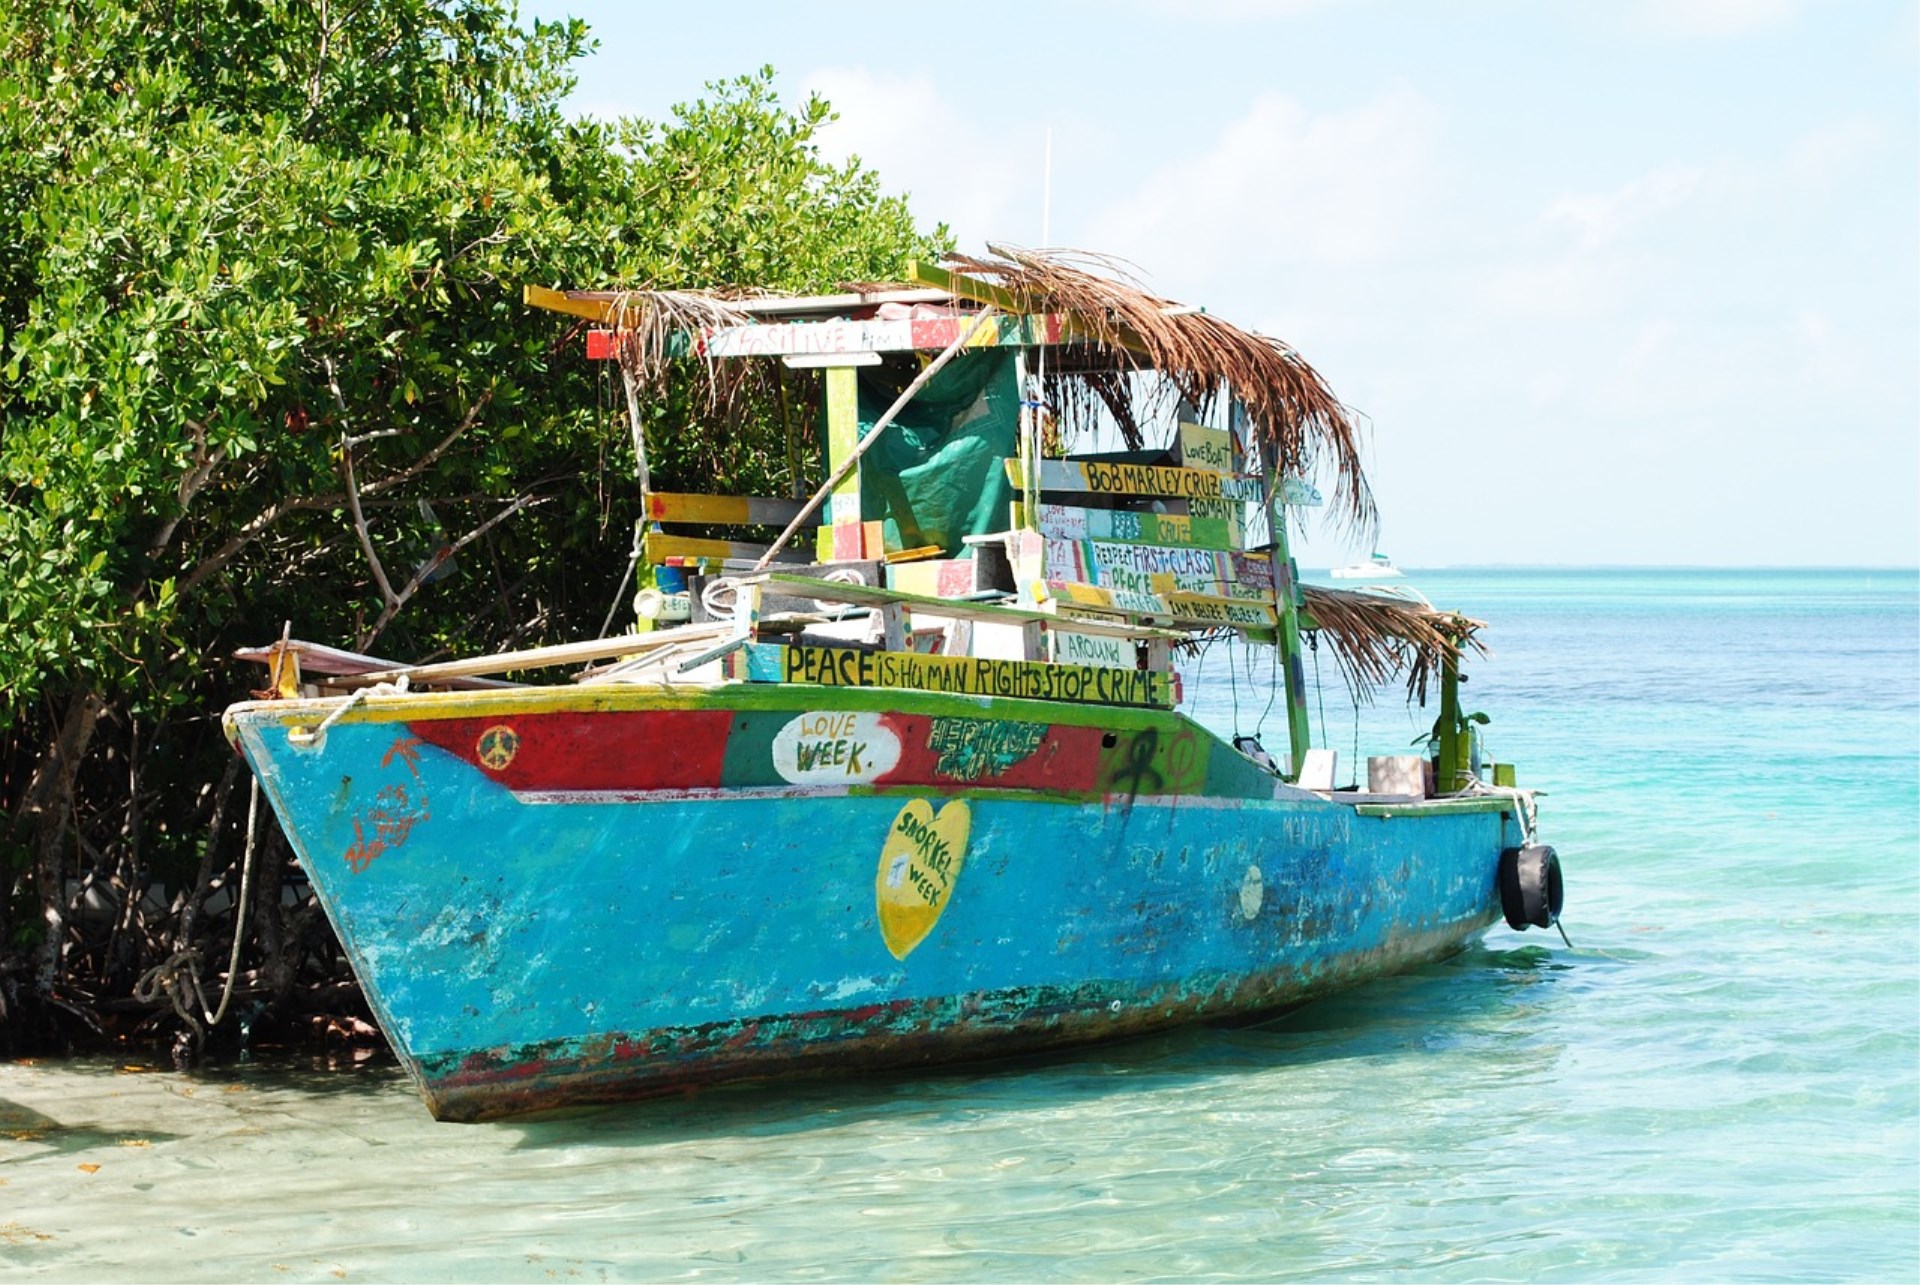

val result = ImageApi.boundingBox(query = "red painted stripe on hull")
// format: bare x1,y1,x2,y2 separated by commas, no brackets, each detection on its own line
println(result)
407,709,734,791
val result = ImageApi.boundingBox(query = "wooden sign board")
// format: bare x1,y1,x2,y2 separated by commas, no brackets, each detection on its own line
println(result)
1019,502,1246,553
1278,477,1323,507
644,491,820,527
699,314,1062,359
1040,581,1278,630
1048,629,1135,669
1008,459,1265,503
734,642,1175,709
1177,422,1237,473
1188,497,1249,525
1043,538,1274,601
644,531,812,566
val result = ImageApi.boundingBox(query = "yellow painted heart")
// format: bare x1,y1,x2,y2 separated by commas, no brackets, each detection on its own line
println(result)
875,798,971,960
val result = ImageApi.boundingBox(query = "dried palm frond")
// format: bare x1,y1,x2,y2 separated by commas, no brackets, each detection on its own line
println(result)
944,247,1377,540
602,289,760,411
1300,585,1485,705
1042,366,1153,451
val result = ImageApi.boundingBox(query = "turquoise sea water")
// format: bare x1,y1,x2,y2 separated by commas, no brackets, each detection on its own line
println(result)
4,568,1916,1282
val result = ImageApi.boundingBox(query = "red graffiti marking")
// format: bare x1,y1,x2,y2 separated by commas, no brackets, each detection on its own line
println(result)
344,783,430,873
345,736,431,874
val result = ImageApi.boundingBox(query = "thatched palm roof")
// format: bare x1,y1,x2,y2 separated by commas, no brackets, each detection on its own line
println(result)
943,248,1375,540
532,252,1487,701
1300,585,1485,704
555,248,1376,539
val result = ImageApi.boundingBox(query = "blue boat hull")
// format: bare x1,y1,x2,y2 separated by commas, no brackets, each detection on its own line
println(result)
227,684,1519,1120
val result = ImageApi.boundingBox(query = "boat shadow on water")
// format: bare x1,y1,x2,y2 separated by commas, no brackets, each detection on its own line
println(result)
500,940,1583,1150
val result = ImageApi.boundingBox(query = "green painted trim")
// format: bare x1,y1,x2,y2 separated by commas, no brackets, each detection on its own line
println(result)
1437,656,1470,793
1352,798,1515,818
737,642,1177,710
1269,502,1313,776
820,366,861,559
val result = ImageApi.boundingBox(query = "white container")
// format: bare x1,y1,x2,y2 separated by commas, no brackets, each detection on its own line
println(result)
634,589,692,622
1367,755,1427,797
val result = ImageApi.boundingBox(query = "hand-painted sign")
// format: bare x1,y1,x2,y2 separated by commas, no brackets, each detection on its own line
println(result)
1049,629,1133,669
1178,422,1237,473
1043,538,1275,600
1007,459,1265,502
739,643,1175,709
926,718,1050,780
876,798,971,959
701,314,1061,359
772,710,903,785
1039,581,1278,629
1020,502,1246,553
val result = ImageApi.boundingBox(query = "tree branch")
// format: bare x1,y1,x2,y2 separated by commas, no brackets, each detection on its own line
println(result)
358,494,545,649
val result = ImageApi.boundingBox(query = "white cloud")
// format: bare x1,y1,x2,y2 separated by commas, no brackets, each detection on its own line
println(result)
1631,0,1804,37
799,66,1038,246
1783,116,1884,186
1085,87,1443,285
1544,165,1705,250
1134,0,1351,16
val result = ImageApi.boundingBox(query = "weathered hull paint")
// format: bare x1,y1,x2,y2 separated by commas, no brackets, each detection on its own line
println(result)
225,683,1520,1121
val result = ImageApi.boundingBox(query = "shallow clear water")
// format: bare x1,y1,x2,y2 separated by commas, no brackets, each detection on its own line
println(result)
5,569,1917,1282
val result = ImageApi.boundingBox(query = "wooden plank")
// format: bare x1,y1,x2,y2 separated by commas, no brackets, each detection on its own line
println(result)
1042,537,1275,601
564,287,953,317
232,641,517,691
757,573,1186,640
643,532,813,565
1007,458,1266,503
826,521,863,561
1049,630,1135,669
1017,501,1247,552
1038,581,1278,630
907,261,1146,354
818,365,861,562
698,314,1059,359
524,283,624,324
529,285,954,329
885,558,980,599
346,624,733,686
1177,421,1237,473
643,492,821,527
1189,497,1248,525
1278,477,1323,507
732,642,1175,710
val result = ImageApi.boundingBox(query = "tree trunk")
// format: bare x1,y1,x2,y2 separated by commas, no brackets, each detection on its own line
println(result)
18,689,106,996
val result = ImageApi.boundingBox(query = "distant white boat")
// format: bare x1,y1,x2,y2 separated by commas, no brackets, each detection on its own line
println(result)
1331,552,1403,580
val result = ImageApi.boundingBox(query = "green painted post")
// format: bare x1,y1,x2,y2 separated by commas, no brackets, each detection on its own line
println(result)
1268,492,1313,779
818,365,861,561
1436,653,1466,793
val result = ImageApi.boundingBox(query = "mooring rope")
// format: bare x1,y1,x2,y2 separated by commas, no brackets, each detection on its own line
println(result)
135,775,262,1034
285,676,408,751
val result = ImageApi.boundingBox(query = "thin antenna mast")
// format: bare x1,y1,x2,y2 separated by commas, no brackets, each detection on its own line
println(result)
1025,126,1053,515
1041,127,1053,245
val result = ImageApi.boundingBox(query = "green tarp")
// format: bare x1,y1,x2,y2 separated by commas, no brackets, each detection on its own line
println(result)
856,350,1019,557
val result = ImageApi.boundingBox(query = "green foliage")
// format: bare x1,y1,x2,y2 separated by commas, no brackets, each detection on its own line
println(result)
0,2,950,717
0,3,950,1019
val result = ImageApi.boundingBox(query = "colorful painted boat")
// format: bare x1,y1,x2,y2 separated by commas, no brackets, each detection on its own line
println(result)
225,250,1564,1121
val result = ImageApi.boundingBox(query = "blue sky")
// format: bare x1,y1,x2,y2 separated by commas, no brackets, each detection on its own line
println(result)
522,0,1918,568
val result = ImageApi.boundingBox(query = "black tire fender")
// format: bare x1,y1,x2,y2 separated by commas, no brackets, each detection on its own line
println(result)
1498,844,1565,930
